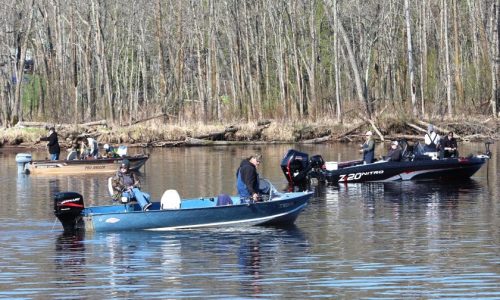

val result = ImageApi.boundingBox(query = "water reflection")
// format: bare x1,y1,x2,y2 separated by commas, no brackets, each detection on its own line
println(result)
54,232,86,287
64,227,310,297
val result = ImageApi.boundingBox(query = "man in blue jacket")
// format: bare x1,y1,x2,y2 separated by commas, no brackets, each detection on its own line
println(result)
236,153,262,202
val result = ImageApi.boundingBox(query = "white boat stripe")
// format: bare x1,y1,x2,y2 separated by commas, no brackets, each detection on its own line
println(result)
144,203,307,231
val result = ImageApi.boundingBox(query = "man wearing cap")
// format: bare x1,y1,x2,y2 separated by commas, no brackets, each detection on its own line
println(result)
385,141,402,162
111,159,152,211
424,124,440,152
39,127,61,160
236,153,263,202
359,131,375,164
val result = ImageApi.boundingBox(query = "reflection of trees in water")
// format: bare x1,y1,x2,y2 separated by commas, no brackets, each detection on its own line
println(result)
54,232,86,287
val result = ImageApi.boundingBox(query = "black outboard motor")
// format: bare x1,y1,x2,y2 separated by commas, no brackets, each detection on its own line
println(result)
281,149,311,186
54,192,85,232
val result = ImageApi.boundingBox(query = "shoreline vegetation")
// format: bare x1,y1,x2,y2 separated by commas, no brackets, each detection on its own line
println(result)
1,115,498,151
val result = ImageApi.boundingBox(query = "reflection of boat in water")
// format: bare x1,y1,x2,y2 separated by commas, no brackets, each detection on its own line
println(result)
281,142,492,186
53,181,312,232
380,179,483,203
16,153,149,175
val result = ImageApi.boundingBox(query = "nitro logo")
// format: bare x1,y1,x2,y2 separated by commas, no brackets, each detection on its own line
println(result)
339,170,384,182
61,198,81,204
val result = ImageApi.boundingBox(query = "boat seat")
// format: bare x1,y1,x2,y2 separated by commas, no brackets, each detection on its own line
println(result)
160,189,181,210
216,193,233,206
108,177,114,196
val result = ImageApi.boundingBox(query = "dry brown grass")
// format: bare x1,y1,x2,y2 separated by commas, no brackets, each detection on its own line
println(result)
1,115,497,148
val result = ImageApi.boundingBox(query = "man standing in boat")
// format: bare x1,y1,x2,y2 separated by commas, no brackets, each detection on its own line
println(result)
236,153,263,202
359,131,375,164
39,127,61,161
111,159,152,211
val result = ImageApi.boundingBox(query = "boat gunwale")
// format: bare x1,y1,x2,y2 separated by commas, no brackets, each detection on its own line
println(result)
82,191,313,217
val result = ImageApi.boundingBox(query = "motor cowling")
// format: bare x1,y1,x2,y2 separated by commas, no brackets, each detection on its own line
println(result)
54,192,85,232
15,153,32,173
309,155,325,169
280,149,312,185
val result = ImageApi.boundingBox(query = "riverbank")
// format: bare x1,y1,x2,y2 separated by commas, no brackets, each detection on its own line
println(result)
1,116,498,150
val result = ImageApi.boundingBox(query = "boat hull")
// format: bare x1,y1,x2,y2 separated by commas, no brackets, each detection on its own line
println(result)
26,155,148,175
79,192,311,232
315,157,487,184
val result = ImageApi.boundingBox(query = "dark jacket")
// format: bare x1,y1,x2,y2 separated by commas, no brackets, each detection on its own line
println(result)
40,132,60,155
111,170,141,195
386,147,402,162
441,136,457,149
236,159,258,197
361,138,375,164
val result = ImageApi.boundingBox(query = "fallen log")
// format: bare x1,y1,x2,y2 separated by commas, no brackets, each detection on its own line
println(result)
299,135,332,144
331,121,367,140
130,113,171,125
414,119,461,139
184,137,283,146
81,120,107,127
15,121,54,128
357,114,384,141
193,126,238,140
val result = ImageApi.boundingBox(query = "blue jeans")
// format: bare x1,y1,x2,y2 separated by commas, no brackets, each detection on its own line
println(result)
122,188,151,210
50,153,59,161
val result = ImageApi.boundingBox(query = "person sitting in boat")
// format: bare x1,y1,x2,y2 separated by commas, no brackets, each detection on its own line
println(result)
39,127,61,161
111,159,152,211
441,131,458,158
236,153,264,203
424,124,440,152
103,144,119,158
384,140,402,162
359,131,375,164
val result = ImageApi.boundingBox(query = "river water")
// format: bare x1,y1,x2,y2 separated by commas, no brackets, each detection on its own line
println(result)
0,142,498,299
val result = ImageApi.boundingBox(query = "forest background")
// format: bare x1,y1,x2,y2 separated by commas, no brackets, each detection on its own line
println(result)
0,0,499,147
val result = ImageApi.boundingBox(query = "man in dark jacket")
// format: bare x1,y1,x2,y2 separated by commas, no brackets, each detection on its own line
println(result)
40,127,60,160
236,154,262,202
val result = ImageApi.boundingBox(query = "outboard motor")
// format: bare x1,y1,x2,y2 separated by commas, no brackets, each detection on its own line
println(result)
309,155,325,169
54,192,85,232
280,149,312,186
15,153,32,173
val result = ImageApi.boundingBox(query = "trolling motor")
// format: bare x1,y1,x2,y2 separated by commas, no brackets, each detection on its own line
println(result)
54,192,85,232
280,149,326,187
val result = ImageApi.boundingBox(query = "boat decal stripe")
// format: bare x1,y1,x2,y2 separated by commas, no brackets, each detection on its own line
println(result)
144,203,307,231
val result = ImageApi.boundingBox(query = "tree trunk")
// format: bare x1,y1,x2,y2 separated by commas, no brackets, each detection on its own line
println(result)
443,0,453,118
338,20,370,118
404,0,418,117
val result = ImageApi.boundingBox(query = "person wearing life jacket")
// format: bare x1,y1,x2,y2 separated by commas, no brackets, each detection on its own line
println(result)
236,154,262,202
424,124,441,152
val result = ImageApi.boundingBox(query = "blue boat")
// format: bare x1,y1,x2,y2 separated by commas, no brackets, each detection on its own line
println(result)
54,183,312,232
